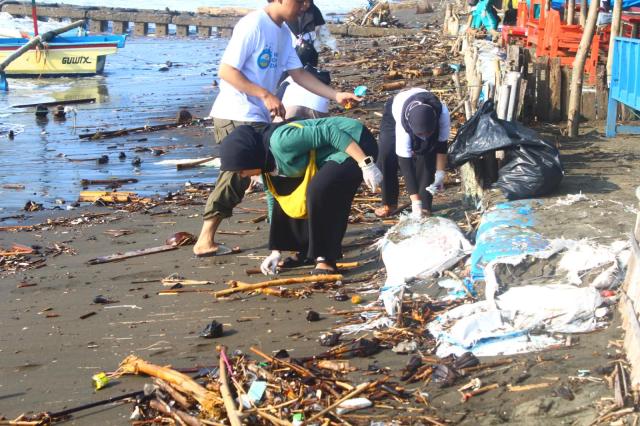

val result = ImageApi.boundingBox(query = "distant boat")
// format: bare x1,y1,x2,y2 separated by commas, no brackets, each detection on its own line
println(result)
0,34,126,77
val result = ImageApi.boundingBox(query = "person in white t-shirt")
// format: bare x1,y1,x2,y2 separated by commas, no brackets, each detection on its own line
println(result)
374,88,451,219
194,0,361,257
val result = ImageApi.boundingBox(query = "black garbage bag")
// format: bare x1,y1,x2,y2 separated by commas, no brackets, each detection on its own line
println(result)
448,101,564,199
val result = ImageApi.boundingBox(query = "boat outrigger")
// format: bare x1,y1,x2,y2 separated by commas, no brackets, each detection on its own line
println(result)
0,1,126,91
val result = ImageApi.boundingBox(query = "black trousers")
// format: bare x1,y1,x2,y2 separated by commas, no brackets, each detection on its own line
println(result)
377,98,437,211
269,127,378,263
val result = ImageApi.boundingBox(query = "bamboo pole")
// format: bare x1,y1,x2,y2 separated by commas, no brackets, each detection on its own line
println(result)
218,348,242,426
214,274,342,297
566,0,600,137
606,0,623,85
567,0,576,24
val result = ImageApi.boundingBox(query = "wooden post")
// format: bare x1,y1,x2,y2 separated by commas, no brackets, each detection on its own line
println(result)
444,4,452,35
567,0,600,137
560,66,572,119
549,57,562,122
580,0,587,26
606,0,623,85
596,65,608,120
523,49,536,122
535,56,549,121
567,0,575,24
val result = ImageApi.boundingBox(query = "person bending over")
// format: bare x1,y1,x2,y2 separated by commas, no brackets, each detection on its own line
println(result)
219,117,382,275
375,88,451,219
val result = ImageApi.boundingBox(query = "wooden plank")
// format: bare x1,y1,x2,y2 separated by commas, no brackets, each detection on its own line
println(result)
523,49,536,124
535,56,550,122
549,58,562,122
507,45,522,72
620,189,640,390
561,66,572,120
581,88,597,121
596,64,608,120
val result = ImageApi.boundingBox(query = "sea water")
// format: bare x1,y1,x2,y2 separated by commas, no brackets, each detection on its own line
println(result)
0,1,366,214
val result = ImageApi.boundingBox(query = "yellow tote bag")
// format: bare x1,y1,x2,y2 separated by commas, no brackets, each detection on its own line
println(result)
264,150,317,219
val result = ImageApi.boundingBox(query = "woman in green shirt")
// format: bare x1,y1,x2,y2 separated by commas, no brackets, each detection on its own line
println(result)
219,117,382,275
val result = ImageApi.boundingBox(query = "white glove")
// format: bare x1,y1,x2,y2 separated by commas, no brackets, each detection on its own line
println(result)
410,200,423,219
361,163,383,192
260,250,281,276
426,170,446,195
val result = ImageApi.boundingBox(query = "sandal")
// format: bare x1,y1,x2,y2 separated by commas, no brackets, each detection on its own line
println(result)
279,253,313,269
310,261,339,275
374,205,397,218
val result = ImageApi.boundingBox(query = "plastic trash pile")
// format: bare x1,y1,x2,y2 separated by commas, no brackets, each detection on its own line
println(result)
430,200,629,357
377,216,473,315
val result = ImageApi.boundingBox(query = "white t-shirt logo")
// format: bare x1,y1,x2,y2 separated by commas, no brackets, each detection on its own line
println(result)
257,47,272,69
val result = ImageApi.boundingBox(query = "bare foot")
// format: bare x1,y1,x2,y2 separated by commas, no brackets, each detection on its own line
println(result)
374,204,397,218
193,217,222,256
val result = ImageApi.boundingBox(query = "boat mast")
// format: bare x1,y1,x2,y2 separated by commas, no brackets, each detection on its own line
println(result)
31,0,39,36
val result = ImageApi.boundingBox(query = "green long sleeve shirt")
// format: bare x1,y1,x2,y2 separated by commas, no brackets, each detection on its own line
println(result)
269,117,365,177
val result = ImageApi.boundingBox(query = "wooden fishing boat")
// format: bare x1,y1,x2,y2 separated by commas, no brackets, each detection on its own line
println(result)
0,34,126,77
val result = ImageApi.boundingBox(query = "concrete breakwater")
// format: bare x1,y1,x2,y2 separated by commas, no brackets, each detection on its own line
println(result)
0,1,419,37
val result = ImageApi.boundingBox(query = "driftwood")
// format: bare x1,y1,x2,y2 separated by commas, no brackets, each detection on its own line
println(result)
80,178,138,186
149,398,202,426
87,245,177,265
162,278,215,286
381,80,407,91
78,119,209,140
78,190,136,203
176,156,218,171
303,381,375,425
250,346,316,379
214,274,342,297
118,355,222,416
12,98,96,109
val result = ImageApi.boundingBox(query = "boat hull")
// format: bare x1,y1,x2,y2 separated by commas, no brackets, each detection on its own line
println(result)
0,35,126,77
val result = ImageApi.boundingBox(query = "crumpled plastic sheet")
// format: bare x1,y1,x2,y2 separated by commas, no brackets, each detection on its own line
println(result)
429,284,604,357
377,216,472,315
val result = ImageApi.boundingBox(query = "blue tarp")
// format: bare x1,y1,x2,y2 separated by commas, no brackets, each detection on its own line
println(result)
470,200,550,281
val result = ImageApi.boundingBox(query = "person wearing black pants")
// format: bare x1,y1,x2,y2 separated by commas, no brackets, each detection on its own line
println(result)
375,88,451,219
218,117,381,276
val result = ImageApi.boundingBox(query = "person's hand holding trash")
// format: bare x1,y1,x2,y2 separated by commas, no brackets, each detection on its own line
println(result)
426,170,446,195
261,250,281,275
